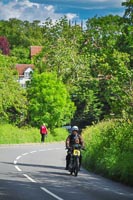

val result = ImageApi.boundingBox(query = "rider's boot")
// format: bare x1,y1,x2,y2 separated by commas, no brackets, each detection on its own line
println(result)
65,161,69,170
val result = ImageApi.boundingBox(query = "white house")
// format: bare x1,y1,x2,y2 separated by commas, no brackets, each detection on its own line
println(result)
16,64,34,88
16,46,42,87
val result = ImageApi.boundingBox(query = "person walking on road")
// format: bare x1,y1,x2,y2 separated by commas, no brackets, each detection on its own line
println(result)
40,123,48,142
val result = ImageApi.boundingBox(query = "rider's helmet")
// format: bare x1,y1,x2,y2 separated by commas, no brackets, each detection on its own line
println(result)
71,126,79,132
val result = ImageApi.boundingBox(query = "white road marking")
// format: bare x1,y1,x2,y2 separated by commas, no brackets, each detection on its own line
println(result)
14,160,17,164
41,187,64,200
15,165,22,171
23,174,36,183
13,147,65,199
22,153,28,156
16,155,21,160
47,148,52,151
39,149,47,152
30,150,37,154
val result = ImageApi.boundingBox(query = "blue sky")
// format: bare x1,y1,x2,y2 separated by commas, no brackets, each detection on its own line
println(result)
0,0,125,23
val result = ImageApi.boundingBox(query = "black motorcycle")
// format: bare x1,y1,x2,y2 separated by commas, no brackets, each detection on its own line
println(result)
68,144,82,177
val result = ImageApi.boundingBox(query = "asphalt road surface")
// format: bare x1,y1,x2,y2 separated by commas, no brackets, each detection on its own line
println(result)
0,142,132,200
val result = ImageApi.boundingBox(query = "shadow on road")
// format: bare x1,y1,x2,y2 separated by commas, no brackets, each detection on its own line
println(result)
2,161,133,200
0,178,50,200
2,161,65,170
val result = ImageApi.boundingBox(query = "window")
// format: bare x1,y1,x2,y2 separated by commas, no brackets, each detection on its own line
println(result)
24,68,33,79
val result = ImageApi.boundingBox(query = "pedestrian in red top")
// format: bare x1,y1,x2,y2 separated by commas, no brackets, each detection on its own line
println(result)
40,123,48,142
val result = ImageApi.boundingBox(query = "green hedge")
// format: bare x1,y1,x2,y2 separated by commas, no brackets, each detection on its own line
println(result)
82,120,133,186
0,124,68,144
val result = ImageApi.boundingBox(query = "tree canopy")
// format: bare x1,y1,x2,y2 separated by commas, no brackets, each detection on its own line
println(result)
27,72,75,129
0,2,132,128
122,0,133,24
0,53,27,125
0,36,10,55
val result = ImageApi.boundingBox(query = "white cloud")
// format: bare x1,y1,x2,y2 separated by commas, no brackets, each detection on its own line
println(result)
66,13,78,20
0,0,124,23
44,5,54,11
0,0,77,22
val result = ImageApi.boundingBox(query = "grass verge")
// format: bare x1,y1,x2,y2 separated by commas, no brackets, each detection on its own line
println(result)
0,124,68,144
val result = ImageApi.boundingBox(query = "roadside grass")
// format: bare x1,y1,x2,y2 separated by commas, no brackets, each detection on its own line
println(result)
82,119,133,186
1,121,132,186
0,124,68,144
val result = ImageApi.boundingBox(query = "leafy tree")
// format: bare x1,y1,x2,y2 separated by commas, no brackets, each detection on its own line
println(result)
96,50,133,120
84,15,123,56
0,36,10,55
117,1,133,69
0,19,44,49
122,0,133,24
71,77,102,127
0,14,132,127
32,15,133,125
27,72,75,129
0,53,27,125
10,47,31,64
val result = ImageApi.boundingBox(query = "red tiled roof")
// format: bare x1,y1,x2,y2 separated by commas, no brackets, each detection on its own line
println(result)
30,46,42,57
16,64,34,76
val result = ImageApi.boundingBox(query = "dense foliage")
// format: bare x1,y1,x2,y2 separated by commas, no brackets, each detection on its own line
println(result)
0,36,10,55
0,54,27,125
82,120,133,186
27,72,75,129
122,0,133,24
0,1,132,128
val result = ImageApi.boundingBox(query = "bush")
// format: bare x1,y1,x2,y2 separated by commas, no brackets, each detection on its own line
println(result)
82,120,133,186
0,124,68,144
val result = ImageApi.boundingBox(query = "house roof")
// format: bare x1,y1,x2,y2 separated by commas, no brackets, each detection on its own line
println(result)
16,64,34,76
30,46,42,58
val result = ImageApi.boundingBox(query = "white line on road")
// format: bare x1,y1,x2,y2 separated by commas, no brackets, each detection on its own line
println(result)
22,153,28,156
41,187,64,200
16,155,22,160
39,149,46,152
30,150,37,154
13,147,65,199
47,148,52,151
23,174,36,183
14,160,17,164
15,165,22,171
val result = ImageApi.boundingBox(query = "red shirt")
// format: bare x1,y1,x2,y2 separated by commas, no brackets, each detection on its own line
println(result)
40,126,48,135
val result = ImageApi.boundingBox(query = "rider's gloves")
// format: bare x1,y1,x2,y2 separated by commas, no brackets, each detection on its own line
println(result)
66,146,70,150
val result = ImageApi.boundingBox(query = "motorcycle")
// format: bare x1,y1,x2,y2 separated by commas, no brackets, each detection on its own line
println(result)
68,144,82,177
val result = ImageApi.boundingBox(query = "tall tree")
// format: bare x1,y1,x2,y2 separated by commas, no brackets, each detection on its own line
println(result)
122,0,133,24
10,47,31,64
0,36,10,55
27,72,75,129
0,53,27,125
117,1,133,69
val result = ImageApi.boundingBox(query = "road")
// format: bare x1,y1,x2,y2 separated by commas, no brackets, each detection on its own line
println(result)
0,142,132,200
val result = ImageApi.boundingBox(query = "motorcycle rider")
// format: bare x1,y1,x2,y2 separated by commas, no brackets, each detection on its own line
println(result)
65,125,84,170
